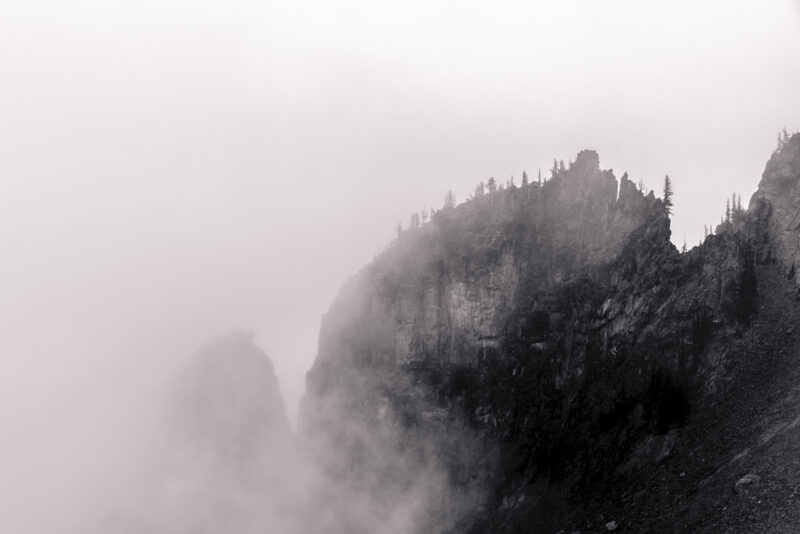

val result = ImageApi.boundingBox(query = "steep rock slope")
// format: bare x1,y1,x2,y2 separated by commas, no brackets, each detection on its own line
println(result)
576,263,800,532
572,134,800,530
300,149,763,531
749,135,800,277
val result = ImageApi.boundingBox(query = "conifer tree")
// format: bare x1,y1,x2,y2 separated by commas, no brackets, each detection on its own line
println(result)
662,175,674,215
778,127,790,151
487,177,497,193
443,190,456,209
475,181,485,198
522,171,529,187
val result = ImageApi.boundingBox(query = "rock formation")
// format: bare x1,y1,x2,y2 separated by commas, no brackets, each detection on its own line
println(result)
111,134,800,533
105,331,299,534
167,330,291,459
299,141,777,531
748,135,800,278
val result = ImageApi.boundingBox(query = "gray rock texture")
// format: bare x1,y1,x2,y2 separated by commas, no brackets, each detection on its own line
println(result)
300,148,764,532
748,135,800,279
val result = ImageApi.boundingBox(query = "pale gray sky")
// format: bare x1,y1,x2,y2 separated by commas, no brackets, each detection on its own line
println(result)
0,2,799,531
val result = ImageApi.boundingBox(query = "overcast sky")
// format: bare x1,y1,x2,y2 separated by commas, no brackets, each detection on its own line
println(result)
1,2,799,531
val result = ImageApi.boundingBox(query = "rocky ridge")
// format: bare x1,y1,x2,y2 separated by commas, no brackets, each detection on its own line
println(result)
125,134,800,533
298,138,800,531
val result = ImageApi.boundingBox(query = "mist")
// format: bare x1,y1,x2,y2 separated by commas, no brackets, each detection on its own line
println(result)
1,1,799,532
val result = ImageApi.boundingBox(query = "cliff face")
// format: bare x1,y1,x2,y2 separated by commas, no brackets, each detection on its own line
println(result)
749,135,800,278
100,135,800,533
300,149,762,531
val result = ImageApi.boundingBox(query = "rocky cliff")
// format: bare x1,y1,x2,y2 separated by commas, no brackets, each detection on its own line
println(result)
121,135,800,533
748,135,800,277
299,141,786,531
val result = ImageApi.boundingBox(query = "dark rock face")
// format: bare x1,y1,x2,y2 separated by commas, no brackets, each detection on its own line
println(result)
100,135,800,533
748,135,800,279
300,150,762,531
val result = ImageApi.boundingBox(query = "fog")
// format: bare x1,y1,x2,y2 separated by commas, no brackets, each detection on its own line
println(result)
0,1,799,532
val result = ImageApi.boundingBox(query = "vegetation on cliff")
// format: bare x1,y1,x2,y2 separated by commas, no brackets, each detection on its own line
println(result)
125,133,800,533
300,143,777,531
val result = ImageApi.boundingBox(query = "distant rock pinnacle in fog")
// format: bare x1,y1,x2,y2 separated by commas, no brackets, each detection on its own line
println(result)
168,330,291,458
104,331,299,534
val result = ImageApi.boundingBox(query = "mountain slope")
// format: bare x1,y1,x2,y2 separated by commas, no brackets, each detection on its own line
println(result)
123,135,800,533
299,141,793,531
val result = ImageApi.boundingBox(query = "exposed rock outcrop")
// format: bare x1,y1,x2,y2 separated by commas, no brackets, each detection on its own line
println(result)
97,134,800,533
300,149,762,531
107,135,800,534
748,134,800,279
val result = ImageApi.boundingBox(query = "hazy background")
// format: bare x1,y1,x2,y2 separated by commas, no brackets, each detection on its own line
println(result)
0,1,799,531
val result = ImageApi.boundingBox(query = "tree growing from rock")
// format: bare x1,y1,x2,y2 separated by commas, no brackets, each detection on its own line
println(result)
663,175,674,215
443,190,456,209
777,127,791,152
